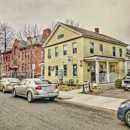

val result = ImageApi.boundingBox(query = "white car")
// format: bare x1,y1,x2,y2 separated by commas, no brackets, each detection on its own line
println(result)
12,78,59,102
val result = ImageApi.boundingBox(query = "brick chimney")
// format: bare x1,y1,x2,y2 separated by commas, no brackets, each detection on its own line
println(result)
43,29,51,38
95,28,99,33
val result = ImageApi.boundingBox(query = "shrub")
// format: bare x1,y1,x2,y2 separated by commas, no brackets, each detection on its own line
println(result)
115,79,122,88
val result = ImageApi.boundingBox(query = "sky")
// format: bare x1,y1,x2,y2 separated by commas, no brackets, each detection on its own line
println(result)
0,0,130,44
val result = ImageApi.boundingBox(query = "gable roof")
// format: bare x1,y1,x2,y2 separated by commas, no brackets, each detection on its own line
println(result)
44,22,128,47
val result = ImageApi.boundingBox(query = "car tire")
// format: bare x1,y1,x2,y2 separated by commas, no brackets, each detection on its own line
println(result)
12,89,17,97
125,110,130,127
2,87,5,93
49,97,56,101
27,91,33,103
124,87,129,91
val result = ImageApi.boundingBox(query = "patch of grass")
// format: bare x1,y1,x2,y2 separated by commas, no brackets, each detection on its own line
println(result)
59,85,81,91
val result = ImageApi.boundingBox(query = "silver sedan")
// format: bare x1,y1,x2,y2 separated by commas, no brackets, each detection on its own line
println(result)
0,78,21,93
12,78,59,102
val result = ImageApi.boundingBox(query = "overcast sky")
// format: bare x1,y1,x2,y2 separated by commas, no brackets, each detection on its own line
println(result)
0,0,130,44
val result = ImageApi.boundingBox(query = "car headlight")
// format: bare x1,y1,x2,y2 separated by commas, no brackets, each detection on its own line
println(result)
119,104,126,108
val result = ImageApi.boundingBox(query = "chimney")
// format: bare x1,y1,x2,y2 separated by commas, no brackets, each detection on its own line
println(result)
95,28,99,33
43,29,51,38
27,37,32,40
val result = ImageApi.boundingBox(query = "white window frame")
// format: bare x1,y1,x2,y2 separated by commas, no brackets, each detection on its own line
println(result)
72,42,77,54
119,48,122,57
99,44,103,55
63,45,67,55
113,47,116,56
73,64,77,76
48,66,51,76
55,47,58,57
63,65,67,76
41,50,44,58
90,42,94,54
55,65,58,76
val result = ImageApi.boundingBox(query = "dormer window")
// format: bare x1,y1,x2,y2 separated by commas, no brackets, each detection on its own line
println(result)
58,34,64,39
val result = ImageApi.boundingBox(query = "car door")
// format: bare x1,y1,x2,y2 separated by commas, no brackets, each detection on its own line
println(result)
0,79,5,90
21,80,31,96
16,80,26,94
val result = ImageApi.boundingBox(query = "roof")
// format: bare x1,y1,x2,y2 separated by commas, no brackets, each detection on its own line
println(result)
18,35,47,49
60,23,128,46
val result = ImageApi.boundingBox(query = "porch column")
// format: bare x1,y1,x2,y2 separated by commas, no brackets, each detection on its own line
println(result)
107,61,109,82
95,60,99,84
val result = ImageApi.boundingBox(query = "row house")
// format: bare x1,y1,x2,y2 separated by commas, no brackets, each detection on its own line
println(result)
43,22,130,87
2,29,51,79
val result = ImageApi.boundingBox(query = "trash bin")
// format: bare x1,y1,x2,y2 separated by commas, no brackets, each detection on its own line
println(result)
82,80,90,93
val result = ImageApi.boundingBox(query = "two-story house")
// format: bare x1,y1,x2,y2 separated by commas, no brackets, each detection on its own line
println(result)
43,22,129,87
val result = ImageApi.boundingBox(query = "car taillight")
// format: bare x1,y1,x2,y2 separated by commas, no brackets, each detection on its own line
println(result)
35,86,42,90
55,85,58,89
7,83,11,86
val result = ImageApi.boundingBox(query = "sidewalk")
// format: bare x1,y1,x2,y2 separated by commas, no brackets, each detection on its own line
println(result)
57,89,127,111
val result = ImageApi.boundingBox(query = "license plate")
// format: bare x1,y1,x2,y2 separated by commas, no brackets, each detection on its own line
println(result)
48,92,54,95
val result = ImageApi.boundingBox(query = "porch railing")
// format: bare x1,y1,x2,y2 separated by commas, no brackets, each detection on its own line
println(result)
99,72,119,83
109,73,119,82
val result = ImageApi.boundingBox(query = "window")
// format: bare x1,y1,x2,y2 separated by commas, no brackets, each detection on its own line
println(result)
58,34,64,39
55,47,58,57
72,42,77,54
119,48,122,57
55,65,58,76
73,64,77,76
14,47,18,55
48,66,51,76
90,42,94,53
113,47,116,56
41,50,44,58
48,49,51,59
63,65,67,76
99,44,103,55
63,45,67,55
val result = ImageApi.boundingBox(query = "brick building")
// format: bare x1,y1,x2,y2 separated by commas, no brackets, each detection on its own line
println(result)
2,29,51,78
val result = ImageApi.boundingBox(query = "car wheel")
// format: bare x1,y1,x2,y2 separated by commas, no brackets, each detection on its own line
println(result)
12,89,17,97
125,110,130,127
2,87,5,93
124,87,129,91
49,97,56,101
27,91,33,103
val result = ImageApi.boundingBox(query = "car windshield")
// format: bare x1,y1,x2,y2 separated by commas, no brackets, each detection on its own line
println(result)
43,80,52,84
33,79,45,85
7,78,20,83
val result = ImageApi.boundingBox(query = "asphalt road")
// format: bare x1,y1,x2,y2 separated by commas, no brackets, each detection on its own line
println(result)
0,92,129,130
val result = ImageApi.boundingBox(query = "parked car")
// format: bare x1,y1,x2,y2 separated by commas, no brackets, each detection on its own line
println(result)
122,74,130,91
117,99,130,127
12,78,59,102
0,78,21,93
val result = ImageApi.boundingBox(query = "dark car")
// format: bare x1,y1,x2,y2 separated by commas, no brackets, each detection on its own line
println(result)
117,100,130,127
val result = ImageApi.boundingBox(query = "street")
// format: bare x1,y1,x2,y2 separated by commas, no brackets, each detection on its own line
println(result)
0,92,129,130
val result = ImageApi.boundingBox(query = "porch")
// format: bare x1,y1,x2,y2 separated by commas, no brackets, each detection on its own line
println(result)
84,55,124,88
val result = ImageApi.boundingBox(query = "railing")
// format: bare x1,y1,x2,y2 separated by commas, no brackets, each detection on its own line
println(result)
109,73,119,82
99,72,119,83
99,73,107,83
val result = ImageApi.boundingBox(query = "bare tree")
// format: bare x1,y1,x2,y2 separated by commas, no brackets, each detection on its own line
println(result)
0,23,15,52
17,24,42,78
49,18,83,30
65,18,82,27
0,23,15,75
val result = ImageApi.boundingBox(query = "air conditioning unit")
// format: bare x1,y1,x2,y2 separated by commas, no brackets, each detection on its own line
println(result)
67,56,72,62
